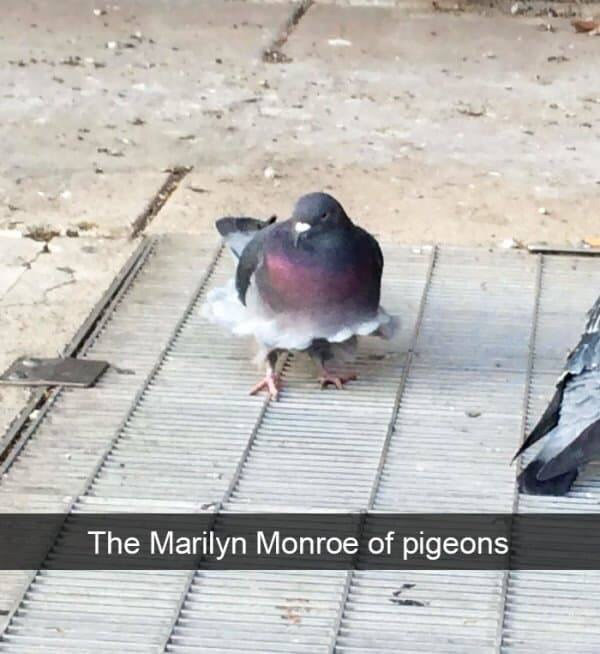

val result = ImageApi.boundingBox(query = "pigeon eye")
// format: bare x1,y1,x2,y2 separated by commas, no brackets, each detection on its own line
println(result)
321,212,328,219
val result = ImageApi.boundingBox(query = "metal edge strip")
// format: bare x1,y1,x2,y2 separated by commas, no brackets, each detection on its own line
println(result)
528,244,600,257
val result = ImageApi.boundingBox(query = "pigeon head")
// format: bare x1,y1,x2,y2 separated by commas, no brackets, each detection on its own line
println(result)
290,192,351,247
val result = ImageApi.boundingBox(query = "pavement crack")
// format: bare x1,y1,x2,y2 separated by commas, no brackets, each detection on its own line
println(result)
0,246,48,305
262,0,314,63
2,262,75,308
42,277,76,302
130,166,192,238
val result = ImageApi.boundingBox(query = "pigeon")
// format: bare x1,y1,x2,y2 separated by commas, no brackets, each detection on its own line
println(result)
514,294,600,495
201,192,397,399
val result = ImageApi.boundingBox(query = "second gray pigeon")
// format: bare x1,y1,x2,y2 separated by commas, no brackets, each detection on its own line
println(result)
514,294,600,495
202,192,397,399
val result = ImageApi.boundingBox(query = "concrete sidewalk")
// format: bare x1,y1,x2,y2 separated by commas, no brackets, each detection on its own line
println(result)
1,0,600,433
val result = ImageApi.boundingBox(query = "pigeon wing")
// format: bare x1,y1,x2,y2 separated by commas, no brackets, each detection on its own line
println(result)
355,225,384,303
513,318,600,461
235,225,273,306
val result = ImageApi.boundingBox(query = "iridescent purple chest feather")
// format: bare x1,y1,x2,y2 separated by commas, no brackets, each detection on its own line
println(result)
256,225,381,318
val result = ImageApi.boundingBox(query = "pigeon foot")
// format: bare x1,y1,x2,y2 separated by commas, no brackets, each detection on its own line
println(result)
318,371,357,390
249,373,281,400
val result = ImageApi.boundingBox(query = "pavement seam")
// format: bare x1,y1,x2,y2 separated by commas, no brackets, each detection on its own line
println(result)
262,0,314,63
130,166,192,238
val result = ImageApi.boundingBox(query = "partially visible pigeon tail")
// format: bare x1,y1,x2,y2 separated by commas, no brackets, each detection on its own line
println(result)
517,459,578,496
372,313,400,340
215,215,276,260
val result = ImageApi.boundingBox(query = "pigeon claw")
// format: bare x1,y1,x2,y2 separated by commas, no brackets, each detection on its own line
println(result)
249,373,281,400
318,372,357,390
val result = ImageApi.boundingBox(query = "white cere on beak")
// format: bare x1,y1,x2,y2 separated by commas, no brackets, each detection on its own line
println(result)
294,221,311,234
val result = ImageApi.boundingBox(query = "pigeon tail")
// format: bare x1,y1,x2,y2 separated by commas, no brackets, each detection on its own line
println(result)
517,459,578,496
373,313,400,340
216,215,276,260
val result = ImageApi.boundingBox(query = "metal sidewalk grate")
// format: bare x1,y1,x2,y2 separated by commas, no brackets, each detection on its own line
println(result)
0,238,598,653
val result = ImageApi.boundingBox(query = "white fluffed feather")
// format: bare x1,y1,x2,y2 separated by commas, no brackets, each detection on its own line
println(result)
201,279,398,352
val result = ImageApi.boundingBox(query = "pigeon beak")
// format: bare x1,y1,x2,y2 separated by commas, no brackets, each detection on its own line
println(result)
293,221,311,247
